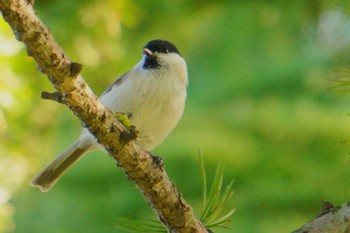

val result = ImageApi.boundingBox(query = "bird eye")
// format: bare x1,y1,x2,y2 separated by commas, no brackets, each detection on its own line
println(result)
143,48,153,57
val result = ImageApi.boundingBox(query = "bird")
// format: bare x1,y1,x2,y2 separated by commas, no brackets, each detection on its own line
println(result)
31,39,188,192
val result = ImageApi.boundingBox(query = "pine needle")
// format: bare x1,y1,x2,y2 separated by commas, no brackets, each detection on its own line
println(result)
199,149,207,215
199,154,235,231
113,218,166,233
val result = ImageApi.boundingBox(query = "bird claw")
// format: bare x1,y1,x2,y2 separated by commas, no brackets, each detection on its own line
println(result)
120,125,138,145
149,152,163,167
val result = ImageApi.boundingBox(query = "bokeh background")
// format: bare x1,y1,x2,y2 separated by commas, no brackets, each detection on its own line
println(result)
1,0,350,232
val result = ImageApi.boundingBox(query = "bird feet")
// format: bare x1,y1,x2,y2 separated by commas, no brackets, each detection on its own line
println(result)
120,125,138,145
149,152,163,167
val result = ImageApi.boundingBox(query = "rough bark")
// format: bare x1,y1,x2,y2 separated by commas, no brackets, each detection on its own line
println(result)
291,202,350,233
0,1,207,232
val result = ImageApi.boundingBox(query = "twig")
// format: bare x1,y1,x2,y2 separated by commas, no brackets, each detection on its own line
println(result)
41,91,64,103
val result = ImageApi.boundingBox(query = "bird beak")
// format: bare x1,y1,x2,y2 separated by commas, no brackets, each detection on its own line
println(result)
143,48,153,57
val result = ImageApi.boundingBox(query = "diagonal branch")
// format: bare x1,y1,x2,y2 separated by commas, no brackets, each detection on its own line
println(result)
0,1,207,232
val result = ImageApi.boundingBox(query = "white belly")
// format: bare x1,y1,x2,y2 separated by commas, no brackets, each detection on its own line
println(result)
98,68,187,150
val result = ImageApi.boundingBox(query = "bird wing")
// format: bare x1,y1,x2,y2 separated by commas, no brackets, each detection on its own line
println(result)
101,72,128,97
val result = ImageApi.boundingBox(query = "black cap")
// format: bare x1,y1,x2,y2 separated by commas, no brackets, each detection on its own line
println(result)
144,39,180,55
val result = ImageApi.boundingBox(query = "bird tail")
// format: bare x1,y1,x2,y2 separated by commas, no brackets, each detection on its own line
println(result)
30,141,88,192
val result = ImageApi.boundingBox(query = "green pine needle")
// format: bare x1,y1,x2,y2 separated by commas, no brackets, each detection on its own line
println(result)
199,154,235,230
201,161,224,221
329,71,350,96
199,149,207,215
113,219,166,233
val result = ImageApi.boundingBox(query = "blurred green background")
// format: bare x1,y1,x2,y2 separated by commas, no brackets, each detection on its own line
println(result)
1,0,350,232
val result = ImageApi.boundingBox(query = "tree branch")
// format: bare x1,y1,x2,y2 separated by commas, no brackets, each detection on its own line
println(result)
291,202,350,233
0,1,207,232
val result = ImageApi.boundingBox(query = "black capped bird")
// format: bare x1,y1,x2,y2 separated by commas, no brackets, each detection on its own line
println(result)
31,39,188,192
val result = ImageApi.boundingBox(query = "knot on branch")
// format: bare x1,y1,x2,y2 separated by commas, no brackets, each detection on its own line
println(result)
41,91,64,103
318,200,335,217
70,62,83,78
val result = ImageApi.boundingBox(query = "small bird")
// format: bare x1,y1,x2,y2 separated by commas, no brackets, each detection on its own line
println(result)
31,39,188,192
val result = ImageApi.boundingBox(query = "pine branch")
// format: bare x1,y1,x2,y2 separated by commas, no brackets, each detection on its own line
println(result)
0,1,207,232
